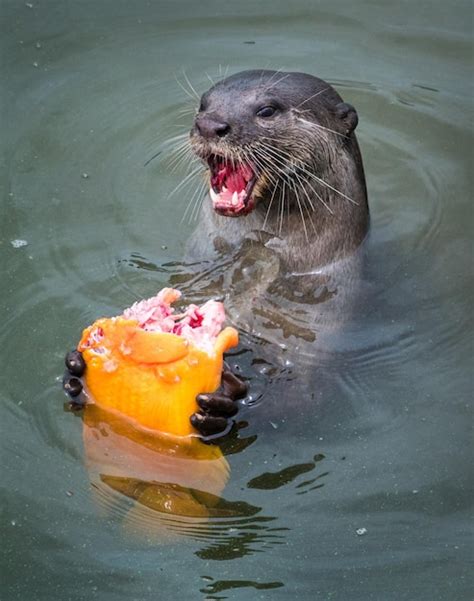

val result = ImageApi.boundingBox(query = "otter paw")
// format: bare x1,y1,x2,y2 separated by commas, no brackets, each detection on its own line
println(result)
190,365,248,438
63,350,86,409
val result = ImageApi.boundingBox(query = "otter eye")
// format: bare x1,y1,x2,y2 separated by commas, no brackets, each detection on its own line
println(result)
256,106,277,118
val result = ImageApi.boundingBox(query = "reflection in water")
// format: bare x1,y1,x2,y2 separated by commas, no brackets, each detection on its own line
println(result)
247,453,326,490
82,404,230,537
80,402,327,561
192,516,288,561
200,576,284,599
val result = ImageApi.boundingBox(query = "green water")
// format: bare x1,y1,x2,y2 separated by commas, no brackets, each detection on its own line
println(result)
1,1,472,600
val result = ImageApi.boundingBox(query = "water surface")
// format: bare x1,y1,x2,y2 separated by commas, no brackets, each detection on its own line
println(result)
1,1,472,600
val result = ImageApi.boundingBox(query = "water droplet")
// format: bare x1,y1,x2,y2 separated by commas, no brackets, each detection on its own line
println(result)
11,520,16,526
35,41,42,49
25,2,33,8
270,421,278,429
356,527,367,536
161,245,167,250
11,239,28,248
81,172,89,179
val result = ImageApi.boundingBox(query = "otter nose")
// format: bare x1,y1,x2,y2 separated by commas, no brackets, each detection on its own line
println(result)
195,115,230,139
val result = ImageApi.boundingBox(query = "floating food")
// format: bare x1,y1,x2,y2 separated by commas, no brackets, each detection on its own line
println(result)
77,288,239,437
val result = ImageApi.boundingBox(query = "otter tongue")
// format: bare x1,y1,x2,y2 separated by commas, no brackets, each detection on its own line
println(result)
226,170,246,193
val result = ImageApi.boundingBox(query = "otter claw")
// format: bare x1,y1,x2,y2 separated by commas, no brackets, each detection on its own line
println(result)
192,366,248,438
222,367,248,399
63,350,86,407
63,374,83,397
65,350,86,377
190,413,228,436
197,393,239,417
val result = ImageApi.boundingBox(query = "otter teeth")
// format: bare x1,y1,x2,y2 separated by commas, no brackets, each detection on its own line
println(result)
210,187,219,203
231,191,239,206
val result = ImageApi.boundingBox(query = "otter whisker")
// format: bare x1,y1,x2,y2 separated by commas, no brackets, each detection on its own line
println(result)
243,147,280,187
162,134,191,150
254,142,335,215
298,174,333,216
190,181,207,222
145,132,191,167
262,180,279,233
175,76,199,104
295,115,348,139
168,166,202,199
166,144,197,174
257,141,355,207
182,177,207,224
168,151,198,176
259,147,332,216
264,73,291,93
175,105,197,117
296,87,331,108
165,136,193,158
218,64,230,80
287,177,310,241
259,146,331,218
205,71,215,86
308,172,357,205
159,132,191,148
303,177,334,215
181,69,201,102
277,179,288,236
263,70,287,90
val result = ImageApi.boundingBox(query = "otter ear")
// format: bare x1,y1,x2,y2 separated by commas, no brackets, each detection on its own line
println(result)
335,102,358,135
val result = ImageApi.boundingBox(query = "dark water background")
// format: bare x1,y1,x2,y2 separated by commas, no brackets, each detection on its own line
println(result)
1,1,472,600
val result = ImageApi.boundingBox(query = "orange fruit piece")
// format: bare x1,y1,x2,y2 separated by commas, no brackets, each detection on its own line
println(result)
77,289,239,437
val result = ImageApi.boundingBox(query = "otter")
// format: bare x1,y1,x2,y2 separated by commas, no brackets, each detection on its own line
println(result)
189,70,369,272
64,71,370,438
184,70,370,434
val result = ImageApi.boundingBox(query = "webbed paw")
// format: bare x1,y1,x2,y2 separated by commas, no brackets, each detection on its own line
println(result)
190,363,248,438
63,350,87,410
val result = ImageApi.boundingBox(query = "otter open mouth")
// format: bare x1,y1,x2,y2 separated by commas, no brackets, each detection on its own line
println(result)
208,155,256,217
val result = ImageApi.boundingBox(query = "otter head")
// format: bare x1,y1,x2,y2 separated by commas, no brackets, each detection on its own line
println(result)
189,70,361,218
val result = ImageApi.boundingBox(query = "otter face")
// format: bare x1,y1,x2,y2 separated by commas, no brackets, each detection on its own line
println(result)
190,70,358,218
